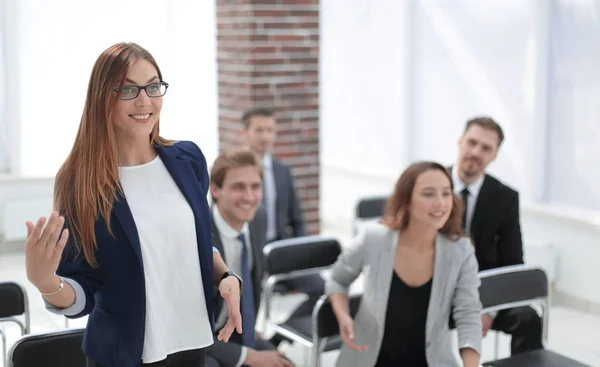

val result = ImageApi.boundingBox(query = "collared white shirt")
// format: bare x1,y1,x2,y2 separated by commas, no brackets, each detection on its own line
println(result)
452,165,485,235
261,153,277,241
212,205,252,273
212,205,252,367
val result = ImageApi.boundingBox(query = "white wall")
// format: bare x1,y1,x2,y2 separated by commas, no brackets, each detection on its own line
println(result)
320,0,600,308
0,177,54,244
320,0,414,179
0,0,218,243
320,0,541,226
522,205,600,310
7,0,218,177
320,0,413,227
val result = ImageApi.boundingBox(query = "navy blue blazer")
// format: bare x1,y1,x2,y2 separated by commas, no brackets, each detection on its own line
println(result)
56,141,215,367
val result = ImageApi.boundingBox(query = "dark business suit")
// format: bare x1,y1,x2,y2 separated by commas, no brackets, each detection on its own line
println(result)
460,171,543,355
59,141,216,367
271,159,305,240
270,159,325,297
205,207,278,366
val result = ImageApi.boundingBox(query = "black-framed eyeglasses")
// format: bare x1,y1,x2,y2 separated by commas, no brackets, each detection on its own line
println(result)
113,81,169,100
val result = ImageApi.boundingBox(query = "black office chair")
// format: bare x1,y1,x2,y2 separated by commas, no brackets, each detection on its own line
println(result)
7,328,86,367
353,196,387,235
262,236,342,360
311,293,361,367
0,281,30,363
479,265,591,367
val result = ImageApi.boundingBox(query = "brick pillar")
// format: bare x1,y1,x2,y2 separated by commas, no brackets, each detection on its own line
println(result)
216,0,320,235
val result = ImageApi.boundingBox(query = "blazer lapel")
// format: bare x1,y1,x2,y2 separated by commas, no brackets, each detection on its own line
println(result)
210,211,226,263
112,193,144,270
158,147,203,219
248,218,265,312
157,145,214,247
157,144,214,294
112,145,210,271
271,160,285,217
249,220,263,278
470,174,491,240
372,230,398,332
425,235,445,344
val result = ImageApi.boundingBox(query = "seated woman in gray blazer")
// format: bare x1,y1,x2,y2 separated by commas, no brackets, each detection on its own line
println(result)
327,161,482,367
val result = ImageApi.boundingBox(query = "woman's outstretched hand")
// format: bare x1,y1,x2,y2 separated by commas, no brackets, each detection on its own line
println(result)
24,211,69,292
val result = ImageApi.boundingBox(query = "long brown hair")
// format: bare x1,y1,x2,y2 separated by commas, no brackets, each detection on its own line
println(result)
381,161,464,239
54,42,173,266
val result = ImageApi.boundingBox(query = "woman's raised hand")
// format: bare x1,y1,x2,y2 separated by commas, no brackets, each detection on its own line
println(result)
24,211,69,292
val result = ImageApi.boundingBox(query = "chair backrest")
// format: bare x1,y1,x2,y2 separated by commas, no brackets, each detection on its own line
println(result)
262,236,342,325
479,265,549,310
478,264,550,343
263,235,342,276
312,293,362,340
356,196,387,219
8,328,86,367
0,281,30,334
353,196,387,235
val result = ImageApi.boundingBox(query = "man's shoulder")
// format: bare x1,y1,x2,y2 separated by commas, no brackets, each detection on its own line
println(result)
252,206,267,223
249,207,267,239
271,157,290,171
484,173,519,199
172,140,203,159
271,157,294,183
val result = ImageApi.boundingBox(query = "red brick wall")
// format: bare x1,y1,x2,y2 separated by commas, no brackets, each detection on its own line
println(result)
216,0,320,234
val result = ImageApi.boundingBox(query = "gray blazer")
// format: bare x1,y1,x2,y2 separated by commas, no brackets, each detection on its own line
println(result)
325,223,482,367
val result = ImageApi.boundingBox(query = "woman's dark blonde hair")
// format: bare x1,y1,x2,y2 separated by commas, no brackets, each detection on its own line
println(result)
381,161,464,239
54,42,173,267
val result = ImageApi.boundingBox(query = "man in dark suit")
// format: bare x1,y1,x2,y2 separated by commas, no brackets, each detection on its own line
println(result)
242,108,324,297
242,108,305,241
205,149,293,367
452,116,543,355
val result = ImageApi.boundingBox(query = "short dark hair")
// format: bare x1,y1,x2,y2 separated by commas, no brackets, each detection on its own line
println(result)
210,149,262,202
241,108,275,129
464,116,505,147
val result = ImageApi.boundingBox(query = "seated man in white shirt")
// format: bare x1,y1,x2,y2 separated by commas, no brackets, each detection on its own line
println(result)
204,149,294,367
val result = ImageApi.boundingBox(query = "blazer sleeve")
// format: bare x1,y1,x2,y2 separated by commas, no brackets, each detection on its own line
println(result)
452,237,483,356
184,140,210,194
280,164,306,237
325,230,367,296
284,166,306,237
497,192,524,267
55,230,103,318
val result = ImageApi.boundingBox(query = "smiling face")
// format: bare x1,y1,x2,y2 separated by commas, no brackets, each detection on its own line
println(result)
112,59,163,142
407,169,454,230
211,165,263,231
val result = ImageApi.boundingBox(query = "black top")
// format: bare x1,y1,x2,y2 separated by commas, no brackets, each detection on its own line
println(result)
376,271,432,367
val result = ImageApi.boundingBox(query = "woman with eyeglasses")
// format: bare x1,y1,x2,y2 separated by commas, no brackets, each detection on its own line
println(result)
23,43,242,367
